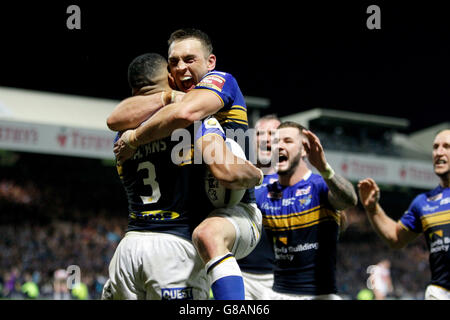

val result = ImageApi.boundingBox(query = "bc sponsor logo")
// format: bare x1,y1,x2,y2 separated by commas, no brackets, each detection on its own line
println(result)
161,287,193,300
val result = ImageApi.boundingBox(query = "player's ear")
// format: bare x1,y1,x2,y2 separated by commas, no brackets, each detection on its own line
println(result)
168,72,176,89
207,54,216,71
301,139,308,158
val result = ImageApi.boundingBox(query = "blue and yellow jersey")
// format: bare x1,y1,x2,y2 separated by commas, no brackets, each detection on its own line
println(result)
115,125,213,241
238,173,278,273
257,171,341,295
194,70,255,204
399,185,450,290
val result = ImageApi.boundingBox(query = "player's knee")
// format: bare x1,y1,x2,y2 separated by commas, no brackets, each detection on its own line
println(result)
193,222,219,248
192,222,227,259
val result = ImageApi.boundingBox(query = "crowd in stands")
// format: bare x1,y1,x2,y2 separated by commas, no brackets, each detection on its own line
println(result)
0,152,431,300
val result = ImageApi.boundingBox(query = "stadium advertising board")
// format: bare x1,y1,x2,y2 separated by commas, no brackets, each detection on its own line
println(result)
0,119,115,159
325,151,439,189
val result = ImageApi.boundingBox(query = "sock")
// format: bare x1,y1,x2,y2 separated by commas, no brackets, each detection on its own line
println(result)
205,253,245,300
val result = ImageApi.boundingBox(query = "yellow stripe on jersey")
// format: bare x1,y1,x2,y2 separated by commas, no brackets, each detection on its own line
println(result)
214,106,248,126
231,105,247,112
263,205,339,231
195,89,225,107
116,164,123,177
421,210,450,231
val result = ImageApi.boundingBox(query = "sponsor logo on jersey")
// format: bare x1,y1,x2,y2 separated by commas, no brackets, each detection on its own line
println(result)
430,235,450,254
161,287,193,300
260,202,281,211
429,229,444,240
268,191,283,199
440,197,450,206
427,193,443,202
278,236,288,245
130,210,180,220
206,117,219,127
197,74,226,92
423,204,439,212
296,186,311,196
282,197,296,206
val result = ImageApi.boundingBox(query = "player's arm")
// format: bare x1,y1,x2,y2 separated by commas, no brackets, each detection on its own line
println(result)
197,134,263,190
358,178,419,249
114,90,223,164
134,89,223,144
302,129,358,210
106,91,170,131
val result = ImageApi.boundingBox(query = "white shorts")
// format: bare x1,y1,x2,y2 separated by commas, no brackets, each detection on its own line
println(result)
425,284,450,300
208,202,262,260
241,271,274,300
262,288,342,300
101,231,209,300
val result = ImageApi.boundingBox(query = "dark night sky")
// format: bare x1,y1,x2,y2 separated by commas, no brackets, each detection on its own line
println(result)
1,1,449,133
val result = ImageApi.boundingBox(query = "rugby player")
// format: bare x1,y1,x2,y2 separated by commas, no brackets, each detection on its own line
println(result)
110,29,264,300
102,53,210,300
358,129,450,300
258,121,357,299
237,114,280,299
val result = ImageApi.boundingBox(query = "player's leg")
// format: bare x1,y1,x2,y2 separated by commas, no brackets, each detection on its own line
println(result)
102,231,209,300
193,216,244,299
138,232,210,300
425,284,450,300
192,203,262,300
101,232,144,299
241,271,274,300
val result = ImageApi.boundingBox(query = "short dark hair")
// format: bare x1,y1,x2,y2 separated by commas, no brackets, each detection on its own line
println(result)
127,53,167,90
277,121,307,136
168,28,213,55
256,114,280,125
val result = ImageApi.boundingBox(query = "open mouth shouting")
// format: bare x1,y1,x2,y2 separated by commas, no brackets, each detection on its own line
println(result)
180,76,196,92
277,152,289,168
434,158,448,169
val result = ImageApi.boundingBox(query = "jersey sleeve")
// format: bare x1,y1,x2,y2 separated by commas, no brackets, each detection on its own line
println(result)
194,72,236,107
399,195,423,233
314,175,333,209
194,115,226,142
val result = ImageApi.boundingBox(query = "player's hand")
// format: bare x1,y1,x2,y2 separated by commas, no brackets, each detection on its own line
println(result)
357,178,380,212
302,129,327,172
161,90,185,105
114,130,137,165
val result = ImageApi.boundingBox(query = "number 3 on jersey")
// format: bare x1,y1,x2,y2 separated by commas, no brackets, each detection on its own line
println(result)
137,161,161,204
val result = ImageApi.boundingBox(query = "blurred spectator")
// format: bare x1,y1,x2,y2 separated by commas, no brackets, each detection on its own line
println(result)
21,272,39,299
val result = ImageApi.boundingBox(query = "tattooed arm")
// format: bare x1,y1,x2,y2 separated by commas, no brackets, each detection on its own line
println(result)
324,173,358,210
302,129,357,211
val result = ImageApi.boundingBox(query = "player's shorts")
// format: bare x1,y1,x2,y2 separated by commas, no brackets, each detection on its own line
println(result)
241,271,274,300
101,231,209,300
262,288,342,300
208,202,262,260
425,284,450,300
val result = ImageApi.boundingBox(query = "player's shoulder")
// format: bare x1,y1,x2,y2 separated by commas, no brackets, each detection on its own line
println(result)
303,172,327,189
200,70,237,84
413,185,443,204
